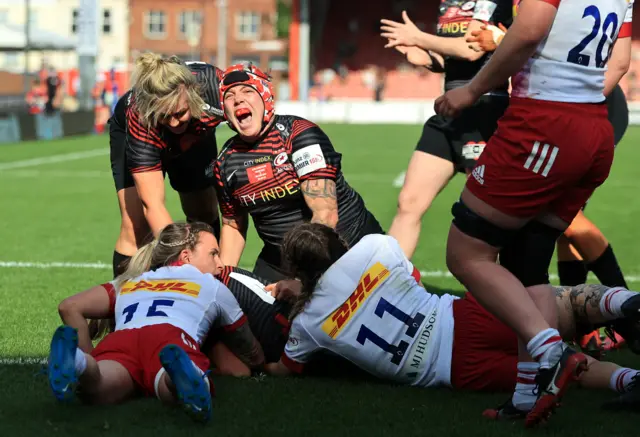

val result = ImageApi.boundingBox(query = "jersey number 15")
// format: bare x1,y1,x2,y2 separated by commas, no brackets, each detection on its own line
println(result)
568,6,618,68
122,299,175,324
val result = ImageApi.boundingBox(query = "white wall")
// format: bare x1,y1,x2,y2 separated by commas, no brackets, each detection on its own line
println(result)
0,0,129,73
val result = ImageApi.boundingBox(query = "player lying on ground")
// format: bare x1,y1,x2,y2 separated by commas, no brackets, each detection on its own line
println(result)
264,224,640,413
47,222,264,422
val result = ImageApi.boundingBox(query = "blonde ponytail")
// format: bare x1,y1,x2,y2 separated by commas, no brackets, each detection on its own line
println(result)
131,52,205,128
113,240,157,291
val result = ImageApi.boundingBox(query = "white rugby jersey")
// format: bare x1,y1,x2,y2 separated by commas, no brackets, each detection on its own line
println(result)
282,235,458,388
511,0,633,103
103,264,246,344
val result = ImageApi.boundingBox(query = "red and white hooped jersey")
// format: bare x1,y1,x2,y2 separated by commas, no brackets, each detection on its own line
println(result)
103,264,246,344
512,0,633,103
282,234,458,388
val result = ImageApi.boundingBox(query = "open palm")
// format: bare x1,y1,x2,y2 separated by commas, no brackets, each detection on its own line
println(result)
381,11,422,49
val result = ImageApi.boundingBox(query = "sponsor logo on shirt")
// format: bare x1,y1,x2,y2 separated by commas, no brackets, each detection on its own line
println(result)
120,280,201,297
292,144,327,177
321,262,390,339
244,156,272,167
274,152,288,166
247,163,274,184
238,180,299,206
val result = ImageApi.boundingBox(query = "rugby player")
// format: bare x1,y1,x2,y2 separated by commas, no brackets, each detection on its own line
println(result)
214,64,383,282
109,53,225,277
467,13,631,354
434,0,634,425
206,266,290,375
380,2,513,259
48,222,264,422
264,224,640,414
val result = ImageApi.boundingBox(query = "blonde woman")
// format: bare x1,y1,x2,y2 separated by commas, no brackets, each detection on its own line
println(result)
47,222,264,422
109,54,225,277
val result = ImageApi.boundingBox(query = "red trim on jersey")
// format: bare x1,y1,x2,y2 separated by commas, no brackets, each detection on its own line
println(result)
411,266,421,283
169,261,185,267
101,283,117,314
222,314,247,332
619,23,632,39
129,163,163,174
539,0,560,7
281,353,304,373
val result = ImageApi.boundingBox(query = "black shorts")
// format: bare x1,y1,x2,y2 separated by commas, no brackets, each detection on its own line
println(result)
163,142,218,193
416,95,509,173
607,84,629,147
109,98,133,192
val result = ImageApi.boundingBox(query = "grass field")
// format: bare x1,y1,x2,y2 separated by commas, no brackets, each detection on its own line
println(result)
1,124,640,436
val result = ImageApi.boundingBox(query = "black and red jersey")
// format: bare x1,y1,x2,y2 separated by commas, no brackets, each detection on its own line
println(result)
437,0,512,92
216,266,290,362
214,114,373,258
110,62,224,175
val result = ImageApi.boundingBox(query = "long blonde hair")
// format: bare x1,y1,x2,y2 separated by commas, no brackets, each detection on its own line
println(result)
91,222,214,341
131,52,205,128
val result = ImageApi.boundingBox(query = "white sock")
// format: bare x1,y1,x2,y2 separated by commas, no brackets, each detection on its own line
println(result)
600,288,637,320
74,348,87,376
609,368,638,393
512,362,540,411
526,328,563,369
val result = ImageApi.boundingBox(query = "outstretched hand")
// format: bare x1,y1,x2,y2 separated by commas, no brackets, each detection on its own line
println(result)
381,11,422,49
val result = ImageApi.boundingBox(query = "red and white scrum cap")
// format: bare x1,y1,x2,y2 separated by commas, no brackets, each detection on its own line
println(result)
219,63,275,126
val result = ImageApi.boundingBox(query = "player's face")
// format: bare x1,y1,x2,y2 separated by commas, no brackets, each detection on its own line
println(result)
159,89,191,134
182,232,224,275
224,85,264,140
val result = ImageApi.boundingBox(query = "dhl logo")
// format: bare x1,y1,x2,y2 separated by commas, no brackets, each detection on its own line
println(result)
120,280,201,297
321,262,390,339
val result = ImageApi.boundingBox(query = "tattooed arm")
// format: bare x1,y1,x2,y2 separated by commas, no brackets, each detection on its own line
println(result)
221,323,265,371
301,179,339,228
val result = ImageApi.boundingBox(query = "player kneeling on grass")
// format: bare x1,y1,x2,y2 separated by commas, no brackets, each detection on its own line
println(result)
47,222,264,423
265,223,640,412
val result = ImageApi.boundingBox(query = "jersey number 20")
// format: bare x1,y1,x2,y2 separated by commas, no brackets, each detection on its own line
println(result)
122,299,175,324
356,298,425,365
567,6,618,68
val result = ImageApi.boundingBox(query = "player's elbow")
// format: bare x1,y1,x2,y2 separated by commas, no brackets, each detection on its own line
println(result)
58,297,81,322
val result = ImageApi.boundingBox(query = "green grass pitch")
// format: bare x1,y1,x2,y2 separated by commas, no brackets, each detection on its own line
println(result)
1,124,639,436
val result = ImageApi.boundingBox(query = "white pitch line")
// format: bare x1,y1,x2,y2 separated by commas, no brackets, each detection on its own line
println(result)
0,357,47,365
0,148,109,171
0,261,110,269
1,260,640,283
392,171,406,188
0,169,111,178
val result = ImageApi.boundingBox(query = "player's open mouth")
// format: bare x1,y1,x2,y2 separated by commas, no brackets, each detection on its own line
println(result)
235,107,253,129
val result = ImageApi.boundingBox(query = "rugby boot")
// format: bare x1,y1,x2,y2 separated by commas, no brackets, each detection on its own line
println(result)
607,294,640,354
602,373,640,411
160,344,212,423
525,345,588,428
47,325,79,402
579,330,604,360
483,399,528,421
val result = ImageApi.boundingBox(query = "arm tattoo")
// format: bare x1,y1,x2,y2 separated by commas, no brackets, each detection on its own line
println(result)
222,215,248,234
300,179,337,199
222,324,265,369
